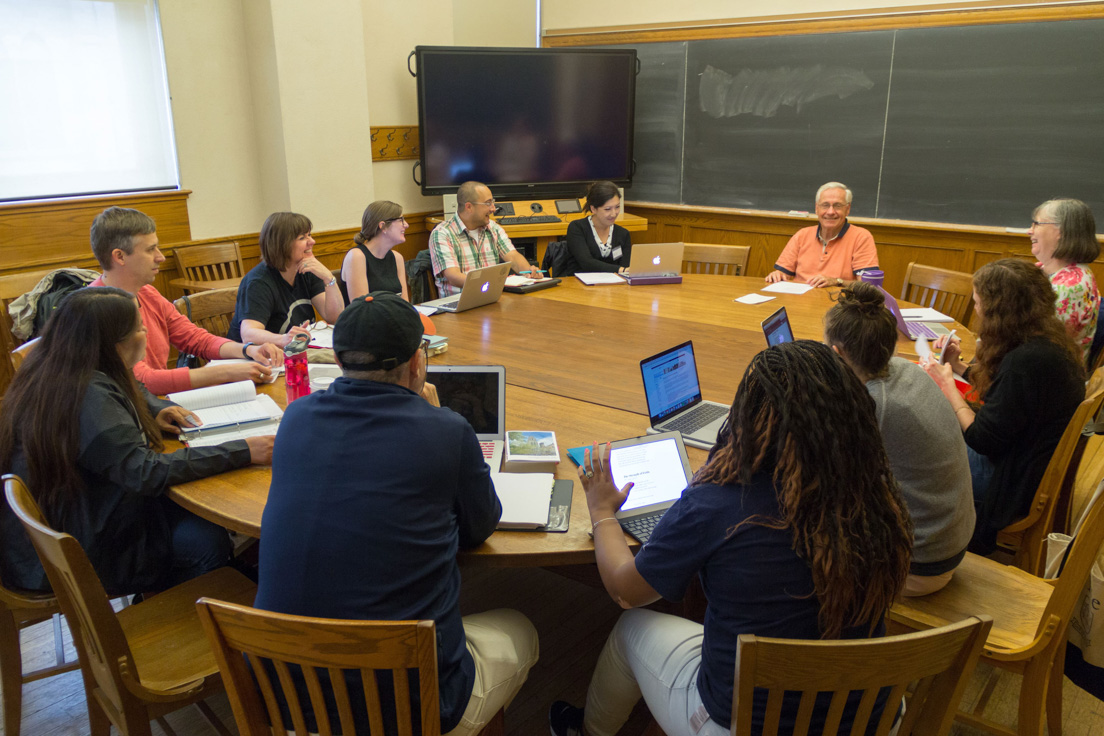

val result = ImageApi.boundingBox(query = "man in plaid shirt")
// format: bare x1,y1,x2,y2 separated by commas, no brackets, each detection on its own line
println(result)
429,181,545,297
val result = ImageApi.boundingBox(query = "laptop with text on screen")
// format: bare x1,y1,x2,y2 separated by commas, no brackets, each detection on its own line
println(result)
640,341,729,451
427,364,506,470
608,431,693,543
622,243,684,285
422,262,511,313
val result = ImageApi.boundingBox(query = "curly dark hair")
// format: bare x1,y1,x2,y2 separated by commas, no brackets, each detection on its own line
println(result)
971,259,1085,399
692,340,912,638
823,281,898,380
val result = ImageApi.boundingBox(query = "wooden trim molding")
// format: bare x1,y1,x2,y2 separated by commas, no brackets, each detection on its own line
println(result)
542,1,1104,45
370,126,420,161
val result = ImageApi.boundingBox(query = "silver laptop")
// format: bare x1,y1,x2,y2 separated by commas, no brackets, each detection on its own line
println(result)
640,341,729,450
423,263,511,313
608,431,693,543
623,243,684,284
427,364,506,469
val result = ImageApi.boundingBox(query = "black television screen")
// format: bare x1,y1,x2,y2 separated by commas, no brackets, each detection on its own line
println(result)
414,46,637,197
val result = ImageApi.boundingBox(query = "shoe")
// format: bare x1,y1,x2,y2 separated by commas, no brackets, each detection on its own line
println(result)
549,700,584,736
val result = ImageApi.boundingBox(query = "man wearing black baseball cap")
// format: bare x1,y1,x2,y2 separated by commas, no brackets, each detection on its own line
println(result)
256,292,538,735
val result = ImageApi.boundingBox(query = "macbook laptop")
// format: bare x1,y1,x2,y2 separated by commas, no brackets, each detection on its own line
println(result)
427,364,506,469
422,263,511,313
877,286,950,340
607,431,693,543
623,243,684,285
640,341,729,450
762,306,795,346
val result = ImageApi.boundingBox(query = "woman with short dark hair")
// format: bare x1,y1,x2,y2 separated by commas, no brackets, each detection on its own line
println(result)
560,180,633,277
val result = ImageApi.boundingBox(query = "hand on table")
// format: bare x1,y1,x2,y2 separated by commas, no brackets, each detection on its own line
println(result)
579,443,633,521
806,273,836,288
764,270,787,283
246,342,282,367
245,436,275,465
156,406,200,436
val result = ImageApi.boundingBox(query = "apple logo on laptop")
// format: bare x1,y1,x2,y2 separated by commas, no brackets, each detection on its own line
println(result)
481,282,490,293
652,255,661,265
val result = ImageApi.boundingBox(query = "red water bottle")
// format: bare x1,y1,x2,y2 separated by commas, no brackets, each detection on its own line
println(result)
284,334,311,403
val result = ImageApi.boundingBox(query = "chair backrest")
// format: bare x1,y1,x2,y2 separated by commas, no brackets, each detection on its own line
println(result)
3,475,137,717
900,262,974,326
681,243,750,276
9,336,40,374
1089,298,1104,372
174,241,245,283
998,368,1104,575
540,239,570,278
196,598,441,736
732,616,993,736
173,287,239,339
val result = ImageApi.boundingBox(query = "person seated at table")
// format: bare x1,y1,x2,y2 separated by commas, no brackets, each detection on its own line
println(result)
428,180,545,297
0,287,273,595
824,282,974,596
340,200,410,303
1029,198,1100,363
227,212,344,347
765,182,879,288
922,259,1084,554
550,340,911,736
87,206,280,395
561,181,632,277
255,292,538,736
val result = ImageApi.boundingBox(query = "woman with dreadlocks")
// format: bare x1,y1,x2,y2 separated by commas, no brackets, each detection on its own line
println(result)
549,340,913,736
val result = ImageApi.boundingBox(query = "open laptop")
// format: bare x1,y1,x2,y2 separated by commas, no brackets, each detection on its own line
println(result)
422,262,511,313
762,306,795,346
622,243,684,285
640,341,729,450
427,364,506,469
607,431,693,543
877,286,950,340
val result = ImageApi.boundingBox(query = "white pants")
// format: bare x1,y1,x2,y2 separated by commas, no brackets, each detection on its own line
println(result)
584,609,729,736
444,608,540,736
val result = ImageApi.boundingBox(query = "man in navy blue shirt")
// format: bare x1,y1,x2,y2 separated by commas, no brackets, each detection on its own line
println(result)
256,291,538,735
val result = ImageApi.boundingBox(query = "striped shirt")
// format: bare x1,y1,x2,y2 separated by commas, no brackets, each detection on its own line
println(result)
429,213,516,297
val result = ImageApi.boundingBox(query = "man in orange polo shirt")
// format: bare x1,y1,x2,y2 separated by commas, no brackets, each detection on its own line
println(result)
765,182,879,288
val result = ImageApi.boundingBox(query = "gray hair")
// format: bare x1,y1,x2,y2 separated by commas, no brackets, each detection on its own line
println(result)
816,182,853,205
1034,198,1099,264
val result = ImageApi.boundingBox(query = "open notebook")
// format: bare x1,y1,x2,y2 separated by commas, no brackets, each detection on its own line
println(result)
168,380,282,447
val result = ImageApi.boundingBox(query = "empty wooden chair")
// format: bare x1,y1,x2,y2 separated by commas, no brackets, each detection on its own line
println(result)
173,287,239,342
900,262,974,326
681,243,750,276
197,598,505,736
3,474,256,736
890,468,1104,736
172,240,245,293
733,616,992,736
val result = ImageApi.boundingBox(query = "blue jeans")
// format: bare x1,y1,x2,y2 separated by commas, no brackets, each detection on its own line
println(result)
967,446,996,505
160,499,232,589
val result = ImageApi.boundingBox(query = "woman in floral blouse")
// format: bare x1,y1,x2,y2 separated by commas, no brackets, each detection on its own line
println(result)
1030,198,1100,364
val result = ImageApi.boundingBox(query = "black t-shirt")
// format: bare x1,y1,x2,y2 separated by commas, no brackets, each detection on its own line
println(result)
338,244,402,304
227,263,324,342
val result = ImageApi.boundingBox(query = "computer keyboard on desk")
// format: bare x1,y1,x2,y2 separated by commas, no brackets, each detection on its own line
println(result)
664,403,728,434
621,515,661,543
496,215,562,225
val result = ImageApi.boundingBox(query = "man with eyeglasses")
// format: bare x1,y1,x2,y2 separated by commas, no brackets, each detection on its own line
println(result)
429,180,545,297
257,291,539,736
765,182,879,288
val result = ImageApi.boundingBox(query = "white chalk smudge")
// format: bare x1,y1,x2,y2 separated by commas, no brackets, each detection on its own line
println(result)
699,64,874,118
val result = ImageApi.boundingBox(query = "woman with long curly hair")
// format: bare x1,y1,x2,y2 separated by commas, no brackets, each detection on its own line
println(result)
550,340,912,736
0,287,273,595
923,258,1085,553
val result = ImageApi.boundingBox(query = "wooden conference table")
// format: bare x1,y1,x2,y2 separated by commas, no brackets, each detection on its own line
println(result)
168,275,973,566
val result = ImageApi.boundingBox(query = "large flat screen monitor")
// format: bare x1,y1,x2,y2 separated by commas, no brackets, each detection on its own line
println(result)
414,46,637,198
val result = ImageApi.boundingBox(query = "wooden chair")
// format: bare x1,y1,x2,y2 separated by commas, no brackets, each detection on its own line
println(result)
0,269,57,395
3,474,256,736
900,262,974,326
681,243,750,276
196,598,505,736
890,468,1104,736
173,287,239,342
8,337,40,374
172,240,245,293
996,368,1104,575
732,616,992,736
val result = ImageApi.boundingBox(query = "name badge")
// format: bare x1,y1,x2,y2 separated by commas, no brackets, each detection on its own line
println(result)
612,246,623,260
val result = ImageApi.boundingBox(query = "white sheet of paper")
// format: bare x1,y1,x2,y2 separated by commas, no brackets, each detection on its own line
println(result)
309,327,334,348
734,293,775,305
900,307,954,323
505,275,537,287
206,358,284,377
575,272,627,285
761,281,814,295
169,380,256,411
415,305,437,317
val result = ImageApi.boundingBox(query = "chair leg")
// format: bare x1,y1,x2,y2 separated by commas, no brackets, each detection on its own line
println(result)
1017,656,1051,736
52,612,66,664
1047,639,1067,736
0,609,24,736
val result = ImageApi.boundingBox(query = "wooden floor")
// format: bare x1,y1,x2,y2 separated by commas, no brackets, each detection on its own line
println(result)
4,563,1103,736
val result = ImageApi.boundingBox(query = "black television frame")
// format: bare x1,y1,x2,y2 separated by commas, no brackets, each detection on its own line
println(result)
412,45,637,199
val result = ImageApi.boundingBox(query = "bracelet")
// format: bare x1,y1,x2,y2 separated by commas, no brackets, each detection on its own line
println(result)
241,342,254,360
591,517,619,533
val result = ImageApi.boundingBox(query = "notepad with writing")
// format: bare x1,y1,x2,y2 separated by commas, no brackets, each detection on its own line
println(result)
491,472,554,529
168,380,282,447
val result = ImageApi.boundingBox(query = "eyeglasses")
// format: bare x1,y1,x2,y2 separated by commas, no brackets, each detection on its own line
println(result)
420,338,430,361
1031,220,1058,228
816,202,850,211
384,216,407,224
476,199,496,208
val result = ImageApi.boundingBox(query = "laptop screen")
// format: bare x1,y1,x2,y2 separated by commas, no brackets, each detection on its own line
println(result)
427,365,505,439
639,341,703,424
762,306,795,346
610,433,692,514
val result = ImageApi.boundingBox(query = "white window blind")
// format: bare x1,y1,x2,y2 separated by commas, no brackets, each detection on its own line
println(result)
0,0,179,202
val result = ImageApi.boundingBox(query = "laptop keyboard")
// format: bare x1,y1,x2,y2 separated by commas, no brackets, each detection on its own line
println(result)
663,403,728,434
907,322,939,340
621,514,662,543
435,298,460,310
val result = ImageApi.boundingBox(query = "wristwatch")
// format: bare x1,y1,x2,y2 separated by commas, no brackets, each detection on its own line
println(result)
327,276,337,287
836,278,844,287
241,342,254,360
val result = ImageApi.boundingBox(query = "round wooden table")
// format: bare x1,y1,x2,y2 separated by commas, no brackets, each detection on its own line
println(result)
167,274,972,565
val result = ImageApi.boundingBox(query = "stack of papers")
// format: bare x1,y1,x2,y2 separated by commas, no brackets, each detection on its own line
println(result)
168,380,282,447
575,272,627,285
900,307,954,323
491,472,554,529
505,275,539,288
761,281,814,295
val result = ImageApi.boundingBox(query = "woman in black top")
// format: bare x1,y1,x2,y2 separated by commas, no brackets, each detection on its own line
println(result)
922,258,1085,553
562,181,632,277
340,200,409,303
